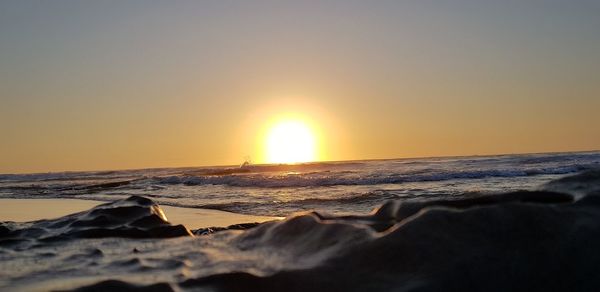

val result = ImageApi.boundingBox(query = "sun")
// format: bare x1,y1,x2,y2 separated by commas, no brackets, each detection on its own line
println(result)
265,120,316,164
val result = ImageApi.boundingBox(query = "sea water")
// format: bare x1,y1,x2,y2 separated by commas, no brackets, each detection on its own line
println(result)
1,151,599,216
2,151,600,291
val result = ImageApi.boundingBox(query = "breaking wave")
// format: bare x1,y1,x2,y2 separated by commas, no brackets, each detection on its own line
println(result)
156,165,588,188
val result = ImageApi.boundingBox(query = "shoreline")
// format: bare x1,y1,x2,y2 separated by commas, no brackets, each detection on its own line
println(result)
0,198,281,230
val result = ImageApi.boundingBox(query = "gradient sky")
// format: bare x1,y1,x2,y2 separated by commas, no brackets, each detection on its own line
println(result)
1,0,599,173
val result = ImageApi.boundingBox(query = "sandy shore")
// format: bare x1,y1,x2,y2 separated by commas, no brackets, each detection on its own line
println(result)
0,198,281,229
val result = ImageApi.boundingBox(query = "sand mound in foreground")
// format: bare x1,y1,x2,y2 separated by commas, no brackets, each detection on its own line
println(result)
0,196,192,247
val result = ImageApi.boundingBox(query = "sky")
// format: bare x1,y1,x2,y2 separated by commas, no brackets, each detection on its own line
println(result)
1,0,599,173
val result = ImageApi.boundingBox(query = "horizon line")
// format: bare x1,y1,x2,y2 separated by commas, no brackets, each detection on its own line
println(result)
2,148,599,176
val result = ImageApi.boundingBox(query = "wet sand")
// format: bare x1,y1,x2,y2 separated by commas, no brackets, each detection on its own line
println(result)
0,198,280,229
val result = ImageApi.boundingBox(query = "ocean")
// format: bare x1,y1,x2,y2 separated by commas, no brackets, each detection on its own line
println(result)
1,151,599,216
2,151,600,291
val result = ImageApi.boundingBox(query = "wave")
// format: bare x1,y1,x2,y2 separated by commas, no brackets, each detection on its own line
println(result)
155,165,591,188
183,161,363,176
516,152,600,165
0,171,142,183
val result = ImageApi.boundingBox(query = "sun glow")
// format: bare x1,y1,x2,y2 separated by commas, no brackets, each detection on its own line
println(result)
265,120,317,164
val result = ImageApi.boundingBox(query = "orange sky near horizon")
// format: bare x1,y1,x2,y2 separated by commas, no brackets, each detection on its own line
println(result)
1,1,599,173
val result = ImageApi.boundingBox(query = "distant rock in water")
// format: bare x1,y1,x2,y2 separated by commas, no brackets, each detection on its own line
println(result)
4,170,600,291
0,196,192,247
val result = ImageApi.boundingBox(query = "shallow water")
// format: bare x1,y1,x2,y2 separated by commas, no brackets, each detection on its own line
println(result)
1,151,599,216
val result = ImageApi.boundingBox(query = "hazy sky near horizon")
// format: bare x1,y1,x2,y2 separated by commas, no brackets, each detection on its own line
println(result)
1,0,599,173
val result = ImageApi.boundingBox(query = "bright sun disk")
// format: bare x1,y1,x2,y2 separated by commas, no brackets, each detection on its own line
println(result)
265,120,316,164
